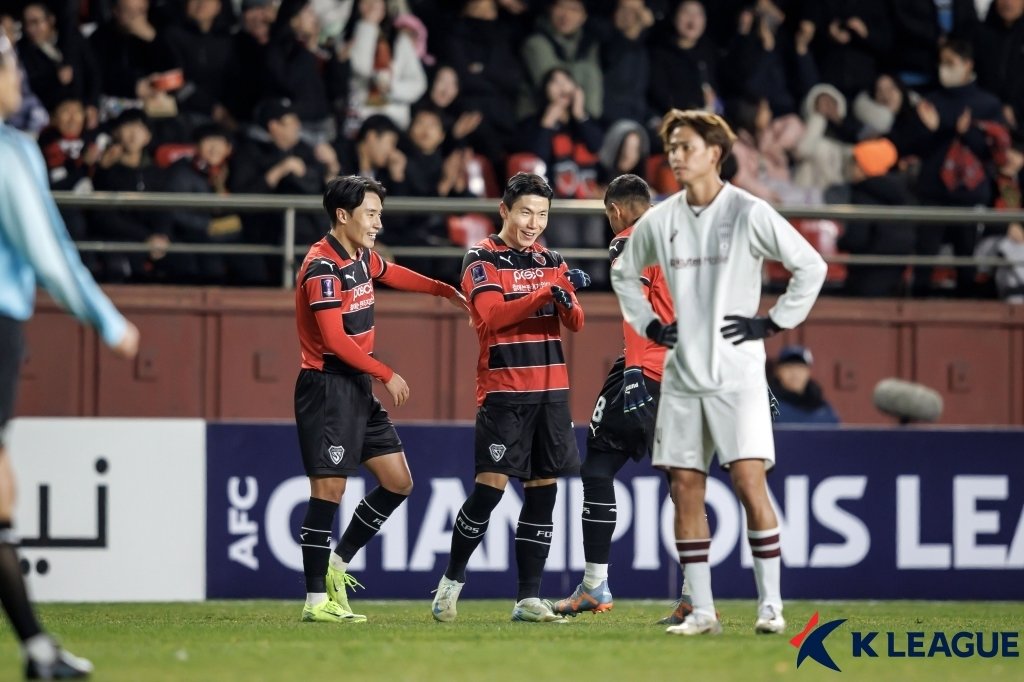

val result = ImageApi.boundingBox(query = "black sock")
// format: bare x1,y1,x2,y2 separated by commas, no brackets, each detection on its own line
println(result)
0,523,42,641
336,486,408,563
515,484,557,601
581,477,617,564
300,497,337,593
445,483,504,582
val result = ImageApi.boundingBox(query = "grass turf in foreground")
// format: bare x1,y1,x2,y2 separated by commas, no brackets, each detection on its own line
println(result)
1,600,1021,682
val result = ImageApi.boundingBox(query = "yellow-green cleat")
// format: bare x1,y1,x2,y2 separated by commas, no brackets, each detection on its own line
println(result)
326,565,365,614
301,598,367,623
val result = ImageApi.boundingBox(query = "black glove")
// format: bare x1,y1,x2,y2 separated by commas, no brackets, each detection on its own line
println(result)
561,268,591,291
768,386,781,421
720,315,782,345
551,285,573,310
645,319,678,348
621,366,654,419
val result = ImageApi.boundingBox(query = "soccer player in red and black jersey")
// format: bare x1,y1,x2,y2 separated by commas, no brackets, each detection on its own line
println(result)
431,172,592,624
550,173,682,619
294,175,469,624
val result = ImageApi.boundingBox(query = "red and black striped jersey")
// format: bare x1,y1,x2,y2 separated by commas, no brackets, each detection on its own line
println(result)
610,225,675,382
461,234,584,406
296,233,456,381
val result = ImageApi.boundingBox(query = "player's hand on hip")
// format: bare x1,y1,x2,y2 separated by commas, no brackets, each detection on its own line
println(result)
720,315,782,344
559,268,591,292
621,366,654,420
645,319,677,348
111,321,140,359
550,285,573,310
385,372,410,407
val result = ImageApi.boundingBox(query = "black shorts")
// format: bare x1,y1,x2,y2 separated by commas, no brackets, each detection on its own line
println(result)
294,369,403,477
586,356,661,461
0,317,24,448
474,400,580,480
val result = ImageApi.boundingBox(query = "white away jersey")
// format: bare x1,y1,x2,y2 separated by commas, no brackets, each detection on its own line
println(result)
611,183,826,396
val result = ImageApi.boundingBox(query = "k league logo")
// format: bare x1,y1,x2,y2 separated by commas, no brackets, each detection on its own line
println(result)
791,611,847,671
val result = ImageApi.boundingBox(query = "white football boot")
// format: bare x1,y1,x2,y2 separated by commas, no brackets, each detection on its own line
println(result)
431,576,464,623
665,611,723,636
754,604,786,634
510,597,566,623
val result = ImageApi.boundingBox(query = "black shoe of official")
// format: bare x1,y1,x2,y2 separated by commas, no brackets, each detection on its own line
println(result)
25,647,93,679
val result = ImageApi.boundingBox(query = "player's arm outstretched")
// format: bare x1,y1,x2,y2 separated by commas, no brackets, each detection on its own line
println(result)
721,203,827,345
369,250,471,317
0,135,137,356
301,261,409,405
611,220,677,348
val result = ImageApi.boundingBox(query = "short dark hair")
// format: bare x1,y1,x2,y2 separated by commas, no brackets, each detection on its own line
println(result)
940,37,973,62
501,172,553,209
357,114,400,143
604,174,651,207
323,175,387,226
658,109,737,170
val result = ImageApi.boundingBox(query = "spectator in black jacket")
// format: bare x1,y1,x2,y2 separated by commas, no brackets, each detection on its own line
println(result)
164,0,233,128
18,2,102,127
886,0,978,89
648,0,720,115
92,109,198,282
837,138,917,297
600,0,653,126
88,0,180,102
802,0,890,101
164,124,252,284
974,0,1024,139
724,5,795,115
223,0,274,124
230,98,328,283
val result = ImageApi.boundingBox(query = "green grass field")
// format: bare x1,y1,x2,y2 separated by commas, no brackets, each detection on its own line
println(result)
2,600,1021,681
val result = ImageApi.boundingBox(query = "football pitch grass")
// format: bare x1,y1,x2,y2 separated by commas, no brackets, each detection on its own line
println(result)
1,600,1021,681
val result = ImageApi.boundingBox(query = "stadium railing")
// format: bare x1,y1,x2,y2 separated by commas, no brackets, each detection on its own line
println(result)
53,191,1024,289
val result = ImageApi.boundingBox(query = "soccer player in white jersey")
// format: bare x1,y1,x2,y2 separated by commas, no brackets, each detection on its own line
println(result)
611,110,827,636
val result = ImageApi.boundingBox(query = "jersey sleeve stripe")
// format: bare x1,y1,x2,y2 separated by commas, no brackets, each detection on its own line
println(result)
469,283,503,301
310,300,342,310
487,339,565,370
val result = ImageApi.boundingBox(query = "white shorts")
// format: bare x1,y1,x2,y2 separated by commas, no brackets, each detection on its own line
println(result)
652,384,776,472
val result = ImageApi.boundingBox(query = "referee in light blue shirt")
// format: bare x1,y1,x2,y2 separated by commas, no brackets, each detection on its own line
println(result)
0,34,138,680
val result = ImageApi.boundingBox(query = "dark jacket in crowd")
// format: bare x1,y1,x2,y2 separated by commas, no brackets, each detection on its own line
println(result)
886,0,978,81
88,20,179,99
17,32,102,111
838,171,917,297
648,35,718,114
974,9,1024,137
600,22,650,125
521,114,603,199
265,36,348,125
222,31,270,123
769,377,841,425
164,19,233,116
805,0,891,100
723,23,795,115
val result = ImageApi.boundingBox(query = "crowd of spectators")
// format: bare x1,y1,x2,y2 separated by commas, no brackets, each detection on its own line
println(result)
1,0,1023,296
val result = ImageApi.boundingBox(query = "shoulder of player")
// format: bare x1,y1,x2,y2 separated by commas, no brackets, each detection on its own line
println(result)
300,253,342,283
463,238,499,264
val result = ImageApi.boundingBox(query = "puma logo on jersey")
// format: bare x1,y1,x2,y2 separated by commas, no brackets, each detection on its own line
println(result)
344,273,357,282
498,255,513,266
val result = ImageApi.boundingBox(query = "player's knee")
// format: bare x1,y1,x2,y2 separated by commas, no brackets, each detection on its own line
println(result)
385,477,413,497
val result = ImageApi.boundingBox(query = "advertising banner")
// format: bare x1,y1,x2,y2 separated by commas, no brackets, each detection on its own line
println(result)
206,424,1024,601
7,418,207,602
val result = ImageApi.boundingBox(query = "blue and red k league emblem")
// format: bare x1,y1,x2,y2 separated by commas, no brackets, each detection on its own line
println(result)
321,278,336,298
791,611,847,671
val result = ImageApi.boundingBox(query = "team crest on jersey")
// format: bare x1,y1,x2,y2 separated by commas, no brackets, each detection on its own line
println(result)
471,263,487,284
488,443,506,462
533,253,546,266
328,445,345,465
321,278,336,298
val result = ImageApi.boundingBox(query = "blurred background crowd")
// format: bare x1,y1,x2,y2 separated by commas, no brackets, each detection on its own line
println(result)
2,0,1023,296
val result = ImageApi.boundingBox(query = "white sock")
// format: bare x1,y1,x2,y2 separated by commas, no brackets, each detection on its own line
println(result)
329,554,349,573
23,634,57,665
682,562,715,619
748,527,782,609
582,562,608,589
305,592,328,607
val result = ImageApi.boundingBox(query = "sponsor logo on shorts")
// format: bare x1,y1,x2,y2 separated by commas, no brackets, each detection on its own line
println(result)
488,443,506,462
328,445,345,465
471,263,487,285
321,278,335,298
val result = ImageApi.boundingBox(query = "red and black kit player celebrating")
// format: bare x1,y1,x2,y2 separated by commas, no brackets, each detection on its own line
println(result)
549,174,681,621
294,175,469,624
431,173,592,624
